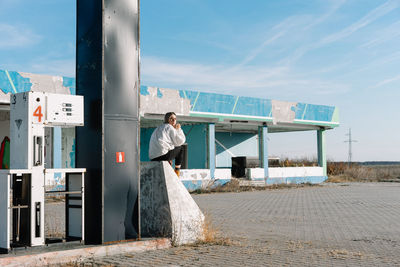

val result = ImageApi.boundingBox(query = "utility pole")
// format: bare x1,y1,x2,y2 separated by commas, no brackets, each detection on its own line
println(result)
344,128,357,167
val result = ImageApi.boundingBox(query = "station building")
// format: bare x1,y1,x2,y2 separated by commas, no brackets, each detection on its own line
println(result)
0,70,339,190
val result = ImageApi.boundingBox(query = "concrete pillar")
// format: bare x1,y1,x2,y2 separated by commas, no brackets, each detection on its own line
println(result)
317,129,327,176
207,123,215,179
258,125,269,179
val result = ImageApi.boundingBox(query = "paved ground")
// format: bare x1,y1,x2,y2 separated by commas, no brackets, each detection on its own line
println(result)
75,183,400,266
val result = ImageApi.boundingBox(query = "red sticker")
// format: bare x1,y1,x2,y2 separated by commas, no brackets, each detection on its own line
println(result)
116,152,125,163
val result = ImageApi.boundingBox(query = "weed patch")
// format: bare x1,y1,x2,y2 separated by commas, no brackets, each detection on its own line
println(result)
187,213,234,247
327,164,400,183
192,179,321,194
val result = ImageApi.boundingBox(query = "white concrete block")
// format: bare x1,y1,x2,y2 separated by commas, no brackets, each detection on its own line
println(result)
247,167,324,179
162,163,204,245
141,162,204,245
179,168,231,180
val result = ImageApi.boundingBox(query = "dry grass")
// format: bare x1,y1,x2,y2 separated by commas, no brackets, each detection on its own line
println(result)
327,163,400,183
327,249,365,259
45,193,65,203
60,262,114,267
189,212,233,246
278,157,318,167
191,178,320,194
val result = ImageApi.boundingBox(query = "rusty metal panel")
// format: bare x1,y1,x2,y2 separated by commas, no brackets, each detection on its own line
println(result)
76,0,140,244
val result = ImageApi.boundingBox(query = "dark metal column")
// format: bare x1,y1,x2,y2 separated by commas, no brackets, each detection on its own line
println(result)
76,0,140,244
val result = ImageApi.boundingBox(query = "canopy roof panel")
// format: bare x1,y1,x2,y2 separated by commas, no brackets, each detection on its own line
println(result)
0,70,339,133
140,86,339,132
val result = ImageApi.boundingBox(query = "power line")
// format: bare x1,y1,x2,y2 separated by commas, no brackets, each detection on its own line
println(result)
344,128,357,167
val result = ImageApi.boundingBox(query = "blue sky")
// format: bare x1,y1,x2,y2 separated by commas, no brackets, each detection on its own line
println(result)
0,0,399,161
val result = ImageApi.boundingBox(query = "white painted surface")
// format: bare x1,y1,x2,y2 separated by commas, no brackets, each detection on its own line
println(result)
162,162,204,245
19,72,71,95
179,168,231,180
215,169,231,179
31,170,45,246
46,94,83,126
62,127,76,168
44,168,86,173
247,167,324,178
140,87,191,116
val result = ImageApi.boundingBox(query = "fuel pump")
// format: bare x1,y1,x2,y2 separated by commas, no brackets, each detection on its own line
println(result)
0,91,85,252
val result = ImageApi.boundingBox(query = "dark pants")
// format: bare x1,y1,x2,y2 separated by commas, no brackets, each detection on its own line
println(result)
151,146,183,166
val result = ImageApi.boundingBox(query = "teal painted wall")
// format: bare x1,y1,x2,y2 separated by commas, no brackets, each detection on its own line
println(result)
141,126,258,169
216,132,258,168
140,124,208,169
184,124,207,169
140,127,153,162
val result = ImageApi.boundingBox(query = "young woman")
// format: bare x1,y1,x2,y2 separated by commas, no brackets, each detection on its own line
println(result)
149,112,185,176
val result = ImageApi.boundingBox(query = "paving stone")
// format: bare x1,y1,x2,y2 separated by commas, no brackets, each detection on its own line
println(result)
79,183,400,266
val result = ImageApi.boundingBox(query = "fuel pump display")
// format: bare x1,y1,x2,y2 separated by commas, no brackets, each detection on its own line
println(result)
0,92,85,252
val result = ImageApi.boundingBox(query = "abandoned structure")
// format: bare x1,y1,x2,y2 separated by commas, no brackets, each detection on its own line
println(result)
0,69,339,192
0,0,340,254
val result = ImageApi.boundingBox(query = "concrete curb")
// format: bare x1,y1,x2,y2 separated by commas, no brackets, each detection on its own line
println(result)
0,238,171,266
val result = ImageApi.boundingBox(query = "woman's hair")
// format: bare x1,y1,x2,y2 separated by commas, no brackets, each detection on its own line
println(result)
164,112,176,123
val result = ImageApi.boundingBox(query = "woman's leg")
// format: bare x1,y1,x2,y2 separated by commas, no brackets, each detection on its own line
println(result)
151,147,183,176
168,146,183,167
151,147,183,165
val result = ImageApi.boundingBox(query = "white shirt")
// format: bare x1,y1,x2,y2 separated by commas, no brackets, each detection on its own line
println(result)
149,123,186,160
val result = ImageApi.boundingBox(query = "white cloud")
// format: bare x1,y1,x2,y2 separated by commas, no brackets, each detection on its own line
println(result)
29,58,75,77
373,74,400,88
281,0,400,65
0,0,22,9
361,20,400,49
0,23,41,48
141,56,350,101
239,1,348,67
339,51,400,78
319,0,400,46
237,31,286,67
1,57,75,78
303,0,347,30
234,16,307,68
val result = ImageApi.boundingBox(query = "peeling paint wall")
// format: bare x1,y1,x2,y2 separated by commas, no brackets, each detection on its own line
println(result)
139,85,339,127
0,70,74,104
62,128,76,168
271,100,297,124
140,86,191,116
0,70,339,127
19,72,71,94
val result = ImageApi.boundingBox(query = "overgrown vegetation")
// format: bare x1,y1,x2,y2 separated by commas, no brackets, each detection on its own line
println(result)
194,212,233,246
191,178,320,194
273,157,318,167
327,162,400,183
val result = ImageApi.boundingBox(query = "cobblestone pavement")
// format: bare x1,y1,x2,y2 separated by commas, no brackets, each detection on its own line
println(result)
79,183,400,266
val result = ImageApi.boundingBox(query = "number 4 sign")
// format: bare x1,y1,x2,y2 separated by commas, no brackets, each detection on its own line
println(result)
33,106,43,123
